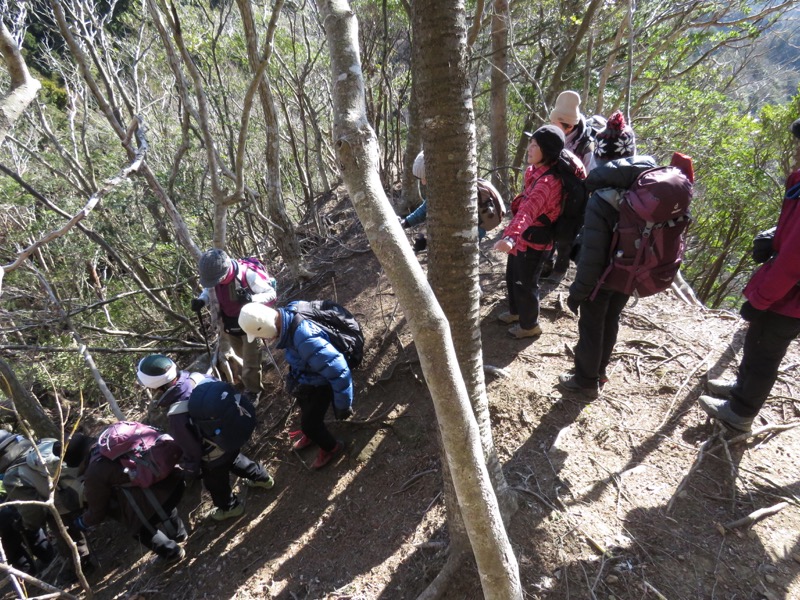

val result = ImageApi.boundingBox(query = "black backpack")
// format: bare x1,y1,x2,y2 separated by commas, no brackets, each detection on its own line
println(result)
188,381,257,452
290,300,365,369
532,149,588,241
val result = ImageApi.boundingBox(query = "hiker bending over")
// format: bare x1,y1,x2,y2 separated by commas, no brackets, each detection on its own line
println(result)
493,125,568,339
399,151,504,252
137,355,274,522
699,118,800,431
74,424,187,564
239,302,354,470
0,430,57,576
4,436,95,581
191,249,277,399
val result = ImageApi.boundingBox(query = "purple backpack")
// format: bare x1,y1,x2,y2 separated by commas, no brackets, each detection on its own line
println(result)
593,166,693,298
97,422,182,488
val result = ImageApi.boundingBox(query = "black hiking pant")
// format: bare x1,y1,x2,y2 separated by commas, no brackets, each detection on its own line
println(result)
296,384,337,452
574,288,630,387
0,506,54,573
203,450,269,509
133,506,186,560
505,247,546,329
730,309,800,418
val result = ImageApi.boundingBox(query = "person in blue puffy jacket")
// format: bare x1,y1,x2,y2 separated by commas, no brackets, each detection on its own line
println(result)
238,302,350,470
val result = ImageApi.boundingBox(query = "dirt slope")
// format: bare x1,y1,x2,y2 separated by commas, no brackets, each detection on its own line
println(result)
75,197,799,600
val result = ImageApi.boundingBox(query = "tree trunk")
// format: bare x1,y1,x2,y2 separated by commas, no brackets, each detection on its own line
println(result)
313,1,522,598
0,22,42,145
490,0,510,198
0,359,58,439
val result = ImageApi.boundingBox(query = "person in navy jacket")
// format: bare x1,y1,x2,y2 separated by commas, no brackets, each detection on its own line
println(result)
699,118,800,431
239,302,350,470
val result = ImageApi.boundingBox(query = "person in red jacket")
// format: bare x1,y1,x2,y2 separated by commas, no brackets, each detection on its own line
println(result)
699,117,800,431
494,125,569,339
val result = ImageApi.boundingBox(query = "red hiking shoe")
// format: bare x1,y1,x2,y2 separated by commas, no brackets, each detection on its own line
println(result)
289,430,313,451
311,441,344,470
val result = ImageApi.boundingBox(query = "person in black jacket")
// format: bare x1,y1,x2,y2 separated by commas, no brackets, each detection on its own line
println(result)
557,112,653,398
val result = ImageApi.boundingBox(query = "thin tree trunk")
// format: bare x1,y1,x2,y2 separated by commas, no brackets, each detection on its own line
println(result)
314,1,522,597
489,0,510,198
0,359,59,439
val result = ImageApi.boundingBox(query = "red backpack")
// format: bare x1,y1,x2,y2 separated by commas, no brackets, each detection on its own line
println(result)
593,166,693,298
96,422,182,488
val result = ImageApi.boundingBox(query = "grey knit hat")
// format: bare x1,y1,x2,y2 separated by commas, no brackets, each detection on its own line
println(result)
198,249,232,288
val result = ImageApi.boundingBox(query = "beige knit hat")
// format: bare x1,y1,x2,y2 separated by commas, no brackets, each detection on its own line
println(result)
549,91,582,127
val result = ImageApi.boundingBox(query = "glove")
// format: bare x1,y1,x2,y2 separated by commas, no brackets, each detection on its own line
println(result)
235,287,253,303
333,405,353,421
73,515,89,532
739,300,762,323
398,216,408,228
190,298,206,312
566,295,581,316
413,234,427,253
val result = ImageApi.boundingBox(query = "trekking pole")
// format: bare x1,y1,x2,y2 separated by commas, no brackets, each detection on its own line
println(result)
195,309,212,363
262,341,280,373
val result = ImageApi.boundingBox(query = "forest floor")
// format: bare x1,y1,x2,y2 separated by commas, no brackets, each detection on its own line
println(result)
36,193,800,599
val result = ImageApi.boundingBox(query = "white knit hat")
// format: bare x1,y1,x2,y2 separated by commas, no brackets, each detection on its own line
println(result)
549,91,582,127
412,151,425,180
137,354,178,389
238,303,279,343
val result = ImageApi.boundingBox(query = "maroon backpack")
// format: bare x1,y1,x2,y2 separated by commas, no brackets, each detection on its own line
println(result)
96,422,182,488
593,166,693,298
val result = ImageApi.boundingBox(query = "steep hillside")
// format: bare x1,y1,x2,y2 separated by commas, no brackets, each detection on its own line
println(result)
51,195,799,600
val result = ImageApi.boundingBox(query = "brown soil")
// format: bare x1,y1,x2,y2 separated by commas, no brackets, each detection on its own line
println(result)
74,198,800,599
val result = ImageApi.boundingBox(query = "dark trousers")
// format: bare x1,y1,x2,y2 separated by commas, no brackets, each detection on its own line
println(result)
133,506,186,559
730,310,800,418
0,506,54,573
574,288,630,387
203,450,269,509
297,384,337,452
505,247,546,329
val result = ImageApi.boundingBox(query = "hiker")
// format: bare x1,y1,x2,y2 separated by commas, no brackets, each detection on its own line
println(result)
493,125,572,339
549,91,599,170
546,91,605,279
4,435,95,578
698,118,800,431
191,249,277,399
559,111,692,398
399,151,505,251
137,355,274,521
238,301,353,470
74,424,187,564
0,430,56,575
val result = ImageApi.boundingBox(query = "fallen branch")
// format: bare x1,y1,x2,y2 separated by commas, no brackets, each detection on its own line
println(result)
0,555,78,599
724,502,789,530
666,432,719,513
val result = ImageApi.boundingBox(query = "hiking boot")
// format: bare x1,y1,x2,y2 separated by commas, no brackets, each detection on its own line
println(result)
244,473,275,489
508,324,542,339
557,372,600,399
599,374,609,389
290,430,314,451
497,311,519,324
707,378,736,399
211,501,244,521
698,396,753,432
311,440,345,470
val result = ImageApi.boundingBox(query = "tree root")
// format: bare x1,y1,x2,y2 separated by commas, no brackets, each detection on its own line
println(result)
415,546,469,600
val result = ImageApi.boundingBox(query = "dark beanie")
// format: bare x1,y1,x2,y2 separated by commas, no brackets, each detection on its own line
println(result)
530,125,565,164
791,118,800,140
64,433,97,468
